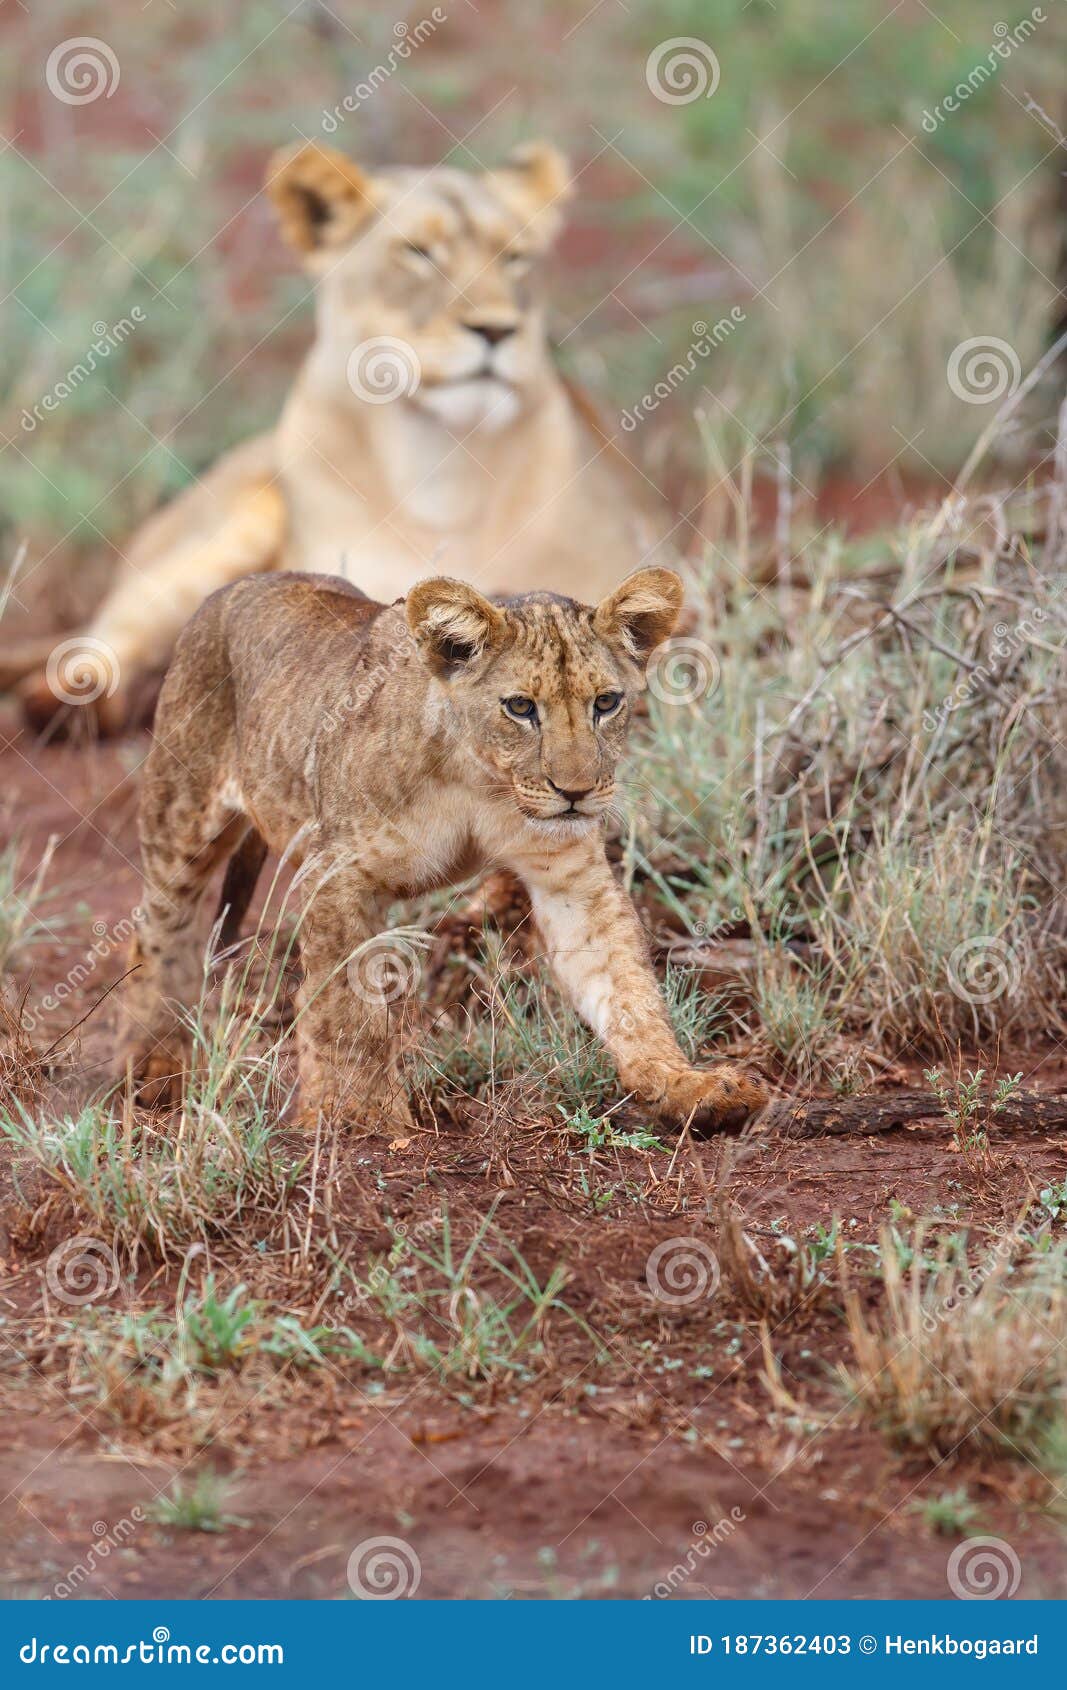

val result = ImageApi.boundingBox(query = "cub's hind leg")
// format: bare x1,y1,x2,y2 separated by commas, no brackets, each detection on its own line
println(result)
121,613,245,1106
293,858,415,1134
123,778,247,1107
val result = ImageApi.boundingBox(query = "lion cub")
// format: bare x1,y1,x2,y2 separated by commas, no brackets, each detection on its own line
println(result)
123,568,767,1134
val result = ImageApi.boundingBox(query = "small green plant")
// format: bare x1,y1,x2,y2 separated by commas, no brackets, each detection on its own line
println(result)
181,1277,258,1371
558,1104,666,1155
875,1219,967,1279
717,1203,837,1323
345,1202,604,1383
148,1470,247,1534
804,1221,842,1267
259,1315,332,1368
1037,1182,1067,1226
828,1050,870,1097
909,1487,981,1537
924,1066,1023,1146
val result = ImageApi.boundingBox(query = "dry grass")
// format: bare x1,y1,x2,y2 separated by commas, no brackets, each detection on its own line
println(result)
838,1227,1067,1465
0,837,69,977
716,1200,838,1325
629,426,1067,1072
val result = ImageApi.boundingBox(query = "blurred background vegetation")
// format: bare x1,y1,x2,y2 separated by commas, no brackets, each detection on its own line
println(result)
2,0,1065,580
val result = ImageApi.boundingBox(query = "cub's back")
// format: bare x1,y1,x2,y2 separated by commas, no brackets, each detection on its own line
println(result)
149,571,404,787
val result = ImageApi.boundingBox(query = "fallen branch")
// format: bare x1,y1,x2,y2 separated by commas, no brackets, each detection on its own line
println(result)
765,1088,1067,1139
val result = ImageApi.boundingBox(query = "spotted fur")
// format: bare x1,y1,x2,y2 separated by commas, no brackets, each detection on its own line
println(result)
123,568,767,1133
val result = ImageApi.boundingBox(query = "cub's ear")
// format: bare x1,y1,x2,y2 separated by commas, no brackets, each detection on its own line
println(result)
593,568,684,661
488,142,572,241
266,142,376,255
406,578,508,677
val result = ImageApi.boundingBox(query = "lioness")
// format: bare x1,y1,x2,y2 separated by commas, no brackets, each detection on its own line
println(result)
11,141,671,729
123,568,766,1134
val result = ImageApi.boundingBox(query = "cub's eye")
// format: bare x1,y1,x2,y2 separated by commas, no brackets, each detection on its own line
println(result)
402,242,435,267
503,695,538,722
594,691,623,719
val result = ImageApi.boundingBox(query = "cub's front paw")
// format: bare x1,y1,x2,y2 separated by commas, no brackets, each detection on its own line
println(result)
656,1063,768,1134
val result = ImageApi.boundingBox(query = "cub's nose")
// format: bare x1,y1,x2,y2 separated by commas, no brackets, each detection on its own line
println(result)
465,321,517,347
548,779,595,806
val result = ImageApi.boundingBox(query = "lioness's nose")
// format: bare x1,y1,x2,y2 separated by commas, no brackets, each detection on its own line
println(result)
466,321,517,347
548,778,594,805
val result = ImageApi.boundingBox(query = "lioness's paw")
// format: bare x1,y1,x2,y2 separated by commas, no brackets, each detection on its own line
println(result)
20,672,132,739
657,1063,768,1134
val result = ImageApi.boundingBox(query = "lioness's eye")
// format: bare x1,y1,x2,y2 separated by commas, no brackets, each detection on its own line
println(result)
594,691,623,719
504,249,530,270
503,695,538,722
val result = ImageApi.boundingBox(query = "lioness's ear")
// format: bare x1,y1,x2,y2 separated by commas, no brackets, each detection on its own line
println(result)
406,578,508,677
266,142,376,254
489,142,572,241
593,569,684,661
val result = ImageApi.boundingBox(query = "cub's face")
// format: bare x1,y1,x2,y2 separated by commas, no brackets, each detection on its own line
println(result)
406,571,685,830
268,142,570,434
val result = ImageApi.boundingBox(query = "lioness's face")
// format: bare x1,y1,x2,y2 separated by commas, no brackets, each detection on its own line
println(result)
406,571,685,828
268,142,570,434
